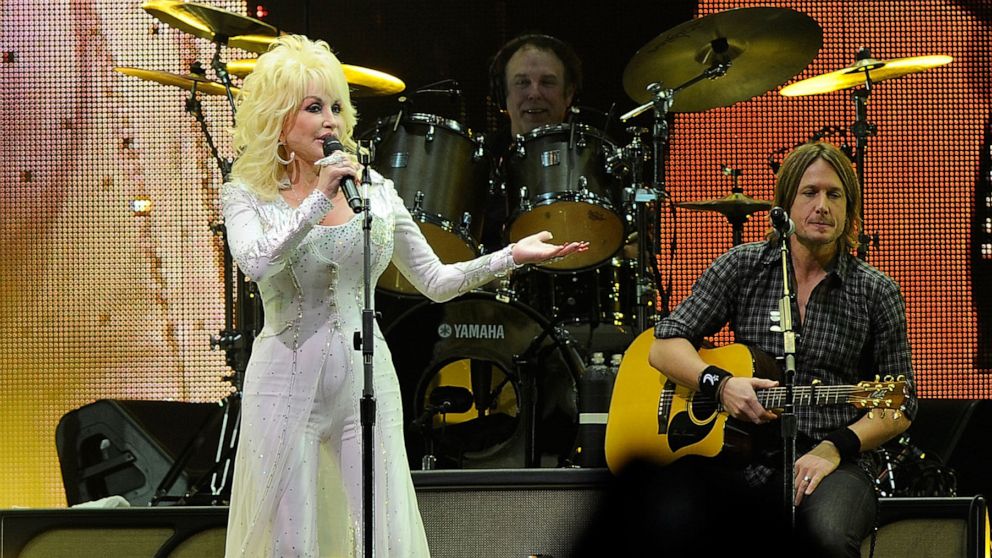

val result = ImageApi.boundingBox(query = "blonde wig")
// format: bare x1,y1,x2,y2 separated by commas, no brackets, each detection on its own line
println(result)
230,35,358,200
768,141,863,252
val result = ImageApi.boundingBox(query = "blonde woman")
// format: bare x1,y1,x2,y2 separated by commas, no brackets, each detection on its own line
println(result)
221,35,586,557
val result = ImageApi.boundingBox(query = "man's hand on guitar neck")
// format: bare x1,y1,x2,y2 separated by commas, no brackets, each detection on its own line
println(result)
719,376,779,424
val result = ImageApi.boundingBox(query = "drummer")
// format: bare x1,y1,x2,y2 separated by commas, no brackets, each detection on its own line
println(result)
483,33,584,252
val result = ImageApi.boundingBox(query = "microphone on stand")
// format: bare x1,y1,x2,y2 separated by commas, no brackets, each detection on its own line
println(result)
321,136,363,213
769,206,795,239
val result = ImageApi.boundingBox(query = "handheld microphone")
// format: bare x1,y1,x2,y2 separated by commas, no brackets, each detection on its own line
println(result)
769,206,795,238
321,136,363,213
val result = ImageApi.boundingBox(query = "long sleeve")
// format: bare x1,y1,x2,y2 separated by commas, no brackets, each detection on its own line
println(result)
220,182,333,281
383,178,520,302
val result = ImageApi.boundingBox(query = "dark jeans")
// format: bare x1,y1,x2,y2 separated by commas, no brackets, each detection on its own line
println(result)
573,457,876,557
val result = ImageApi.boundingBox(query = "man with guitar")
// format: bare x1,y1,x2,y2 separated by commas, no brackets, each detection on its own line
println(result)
642,141,917,557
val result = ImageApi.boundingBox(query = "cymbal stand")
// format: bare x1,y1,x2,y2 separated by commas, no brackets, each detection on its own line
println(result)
720,165,748,247
151,78,254,505
209,42,238,125
849,47,880,260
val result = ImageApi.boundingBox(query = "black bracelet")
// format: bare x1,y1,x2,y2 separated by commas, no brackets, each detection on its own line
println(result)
698,365,733,399
824,427,861,461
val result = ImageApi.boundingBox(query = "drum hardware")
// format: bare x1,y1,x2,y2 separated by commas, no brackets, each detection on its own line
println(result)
409,386,475,471
780,49,952,260
678,165,772,247
767,125,851,174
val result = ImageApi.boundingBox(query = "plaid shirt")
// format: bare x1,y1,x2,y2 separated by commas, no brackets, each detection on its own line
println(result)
655,241,917,484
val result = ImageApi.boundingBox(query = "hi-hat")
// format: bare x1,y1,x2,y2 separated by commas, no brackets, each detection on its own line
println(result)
679,192,772,221
142,0,279,53
115,66,239,96
780,55,953,96
226,59,406,97
624,7,822,112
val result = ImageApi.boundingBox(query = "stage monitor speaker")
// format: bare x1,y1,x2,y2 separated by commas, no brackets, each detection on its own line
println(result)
412,468,607,558
55,399,235,507
862,496,989,558
0,507,227,558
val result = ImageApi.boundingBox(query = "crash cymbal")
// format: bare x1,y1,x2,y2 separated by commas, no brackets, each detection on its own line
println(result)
115,66,239,96
142,0,279,53
226,59,405,97
624,7,822,112
678,192,772,220
780,55,953,96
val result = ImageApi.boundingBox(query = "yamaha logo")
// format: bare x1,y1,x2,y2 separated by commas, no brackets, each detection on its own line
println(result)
437,322,506,340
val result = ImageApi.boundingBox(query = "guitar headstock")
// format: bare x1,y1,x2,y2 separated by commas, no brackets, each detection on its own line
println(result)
851,375,908,419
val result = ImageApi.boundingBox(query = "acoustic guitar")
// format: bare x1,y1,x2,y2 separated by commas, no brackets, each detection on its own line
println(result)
604,329,907,473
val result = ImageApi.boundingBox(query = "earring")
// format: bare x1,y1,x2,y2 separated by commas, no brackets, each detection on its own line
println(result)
275,141,296,165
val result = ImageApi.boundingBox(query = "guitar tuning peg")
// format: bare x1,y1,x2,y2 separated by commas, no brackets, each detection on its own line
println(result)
894,410,902,420
811,379,822,385
868,410,875,420
883,374,895,382
873,374,881,382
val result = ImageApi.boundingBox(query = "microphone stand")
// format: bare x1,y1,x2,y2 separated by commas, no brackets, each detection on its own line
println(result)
356,143,376,558
774,229,799,529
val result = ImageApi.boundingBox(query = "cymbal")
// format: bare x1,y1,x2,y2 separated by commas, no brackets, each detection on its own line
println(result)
678,192,772,220
142,0,279,53
780,55,953,96
226,59,406,97
115,66,239,96
623,7,822,112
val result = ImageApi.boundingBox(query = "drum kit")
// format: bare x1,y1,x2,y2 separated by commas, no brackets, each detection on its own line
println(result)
122,2,951,471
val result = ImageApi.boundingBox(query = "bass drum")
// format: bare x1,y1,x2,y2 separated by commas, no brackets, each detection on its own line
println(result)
367,113,490,295
384,292,581,469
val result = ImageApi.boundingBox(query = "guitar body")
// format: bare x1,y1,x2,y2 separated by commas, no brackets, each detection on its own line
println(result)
605,330,765,472
605,330,907,474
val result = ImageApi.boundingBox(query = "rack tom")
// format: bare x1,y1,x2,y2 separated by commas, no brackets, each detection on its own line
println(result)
505,123,625,271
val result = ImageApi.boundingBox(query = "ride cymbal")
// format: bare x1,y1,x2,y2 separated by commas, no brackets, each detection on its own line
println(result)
678,192,772,220
115,66,239,96
623,7,822,112
226,59,406,97
780,55,953,96
142,0,279,53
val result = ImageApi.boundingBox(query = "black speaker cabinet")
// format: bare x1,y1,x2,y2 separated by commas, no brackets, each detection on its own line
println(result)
55,399,236,506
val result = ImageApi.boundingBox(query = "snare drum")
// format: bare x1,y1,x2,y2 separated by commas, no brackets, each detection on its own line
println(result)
505,123,625,271
368,113,490,295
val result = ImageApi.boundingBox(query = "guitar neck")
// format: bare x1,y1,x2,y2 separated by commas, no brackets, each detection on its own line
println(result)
756,385,856,409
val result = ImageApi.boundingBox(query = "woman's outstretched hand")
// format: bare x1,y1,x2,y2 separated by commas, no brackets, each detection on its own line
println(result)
510,231,589,266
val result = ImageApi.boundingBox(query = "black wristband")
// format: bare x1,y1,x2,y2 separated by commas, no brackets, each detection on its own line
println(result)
698,365,733,399
824,427,861,461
